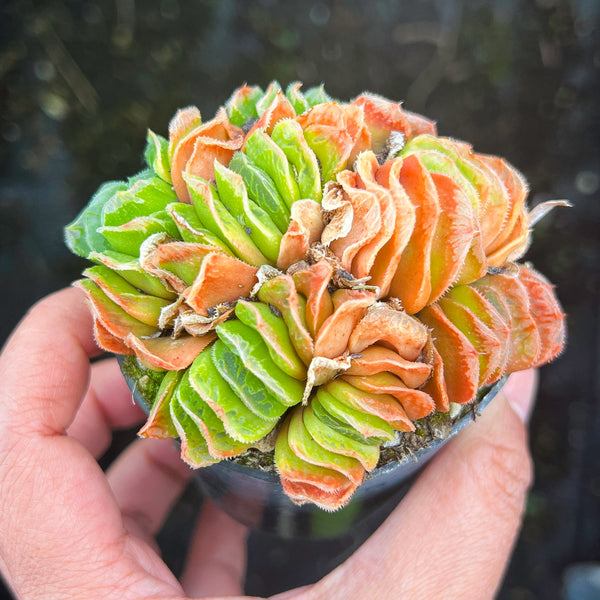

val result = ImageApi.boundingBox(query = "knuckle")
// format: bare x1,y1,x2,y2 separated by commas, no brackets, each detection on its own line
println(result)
26,291,64,322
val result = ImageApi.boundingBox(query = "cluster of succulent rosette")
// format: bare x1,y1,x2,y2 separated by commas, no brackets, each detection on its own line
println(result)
66,81,566,510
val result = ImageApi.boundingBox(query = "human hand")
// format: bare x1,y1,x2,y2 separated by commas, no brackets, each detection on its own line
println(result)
0,288,537,599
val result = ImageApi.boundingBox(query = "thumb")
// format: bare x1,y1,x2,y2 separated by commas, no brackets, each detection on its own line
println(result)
305,369,538,600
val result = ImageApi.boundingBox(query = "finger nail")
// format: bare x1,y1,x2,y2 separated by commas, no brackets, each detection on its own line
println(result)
503,369,538,424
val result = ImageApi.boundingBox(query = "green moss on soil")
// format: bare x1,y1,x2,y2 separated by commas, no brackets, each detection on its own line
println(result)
121,355,166,411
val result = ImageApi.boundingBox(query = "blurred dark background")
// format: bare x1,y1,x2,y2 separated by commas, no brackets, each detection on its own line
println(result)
0,0,598,598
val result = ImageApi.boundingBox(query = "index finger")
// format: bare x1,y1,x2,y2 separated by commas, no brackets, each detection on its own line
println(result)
0,287,99,440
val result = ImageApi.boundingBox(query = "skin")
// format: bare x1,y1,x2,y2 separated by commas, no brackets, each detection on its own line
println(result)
0,287,537,600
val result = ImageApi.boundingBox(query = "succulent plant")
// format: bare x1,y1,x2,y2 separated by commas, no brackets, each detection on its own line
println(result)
65,81,567,511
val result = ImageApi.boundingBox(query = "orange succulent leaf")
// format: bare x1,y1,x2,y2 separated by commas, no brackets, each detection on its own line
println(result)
142,241,223,288
421,336,450,413
348,303,429,361
170,108,243,203
296,102,371,181
437,297,503,386
444,284,510,385
291,260,334,338
184,136,243,193
468,154,511,253
352,93,411,153
342,372,435,421
327,170,381,270
345,345,432,389
453,202,487,286
314,289,376,359
418,303,480,405
486,210,531,267
427,172,477,303
73,279,158,344
138,371,182,439
93,320,133,355
245,90,296,138
372,157,416,297
403,109,437,137
281,476,359,511
473,272,541,372
389,154,440,313
184,253,258,316
168,105,202,160
351,152,398,281
517,266,566,366
477,154,529,258
277,199,324,270
124,332,217,371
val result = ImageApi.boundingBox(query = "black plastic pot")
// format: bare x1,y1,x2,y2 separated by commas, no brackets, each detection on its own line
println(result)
118,356,505,540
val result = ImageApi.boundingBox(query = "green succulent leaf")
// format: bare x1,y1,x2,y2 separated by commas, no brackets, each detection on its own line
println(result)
312,391,374,445
317,387,395,442
184,172,269,267
235,299,307,380
303,403,380,471
210,342,280,434
98,211,180,256
186,347,277,443
144,129,172,184
287,406,364,476
255,81,282,116
304,84,333,107
244,129,300,211
216,320,304,406
214,161,283,263
179,368,250,456
286,82,310,115
225,85,263,127
211,337,287,420
89,250,176,299
228,152,290,233
271,119,322,202
83,265,172,327
165,202,233,253
275,419,344,485
65,180,127,259
101,177,177,227
127,168,155,186
170,381,217,467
